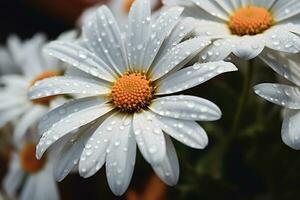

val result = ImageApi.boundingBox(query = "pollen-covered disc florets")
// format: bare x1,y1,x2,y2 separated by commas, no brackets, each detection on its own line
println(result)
19,144,47,174
229,6,273,36
111,72,154,113
30,70,59,105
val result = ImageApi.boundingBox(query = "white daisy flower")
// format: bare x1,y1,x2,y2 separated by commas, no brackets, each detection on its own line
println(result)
3,132,59,200
29,0,237,195
163,0,300,61
0,33,73,147
79,0,161,26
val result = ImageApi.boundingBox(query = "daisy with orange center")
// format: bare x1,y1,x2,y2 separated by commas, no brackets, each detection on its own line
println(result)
3,134,60,200
164,0,300,61
29,0,237,196
0,33,74,147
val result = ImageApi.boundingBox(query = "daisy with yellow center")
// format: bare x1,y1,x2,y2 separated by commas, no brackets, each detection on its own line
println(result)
29,0,237,196
0,33,73,147
164,0,300,62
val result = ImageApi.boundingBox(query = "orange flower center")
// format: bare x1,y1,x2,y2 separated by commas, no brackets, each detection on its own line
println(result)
228,6,274,36
19,144,47,174
30,70,59,105
123,0,135,14
110,72,154,113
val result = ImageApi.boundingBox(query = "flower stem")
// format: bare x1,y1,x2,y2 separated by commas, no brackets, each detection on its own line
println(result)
229,59,255,138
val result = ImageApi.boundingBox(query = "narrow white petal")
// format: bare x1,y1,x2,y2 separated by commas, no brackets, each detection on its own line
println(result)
264,28,300,53
191,0,229,20
259,49,300,86
133,111,166,164
127,0,151,71
254,83,300,109
152,134,179,186
232,36,265,60
83,6,128,75
14,105,47,147
3,153,24,197
157,61,237,95
250,0,276,9
199,39,233,62
29,76,110,99
34,168,59,200
150,95,221,121
272,0,300,21
20,176,37,200
79,113,121,178
151,37,211,81
142,7,183,71
106,115,136,196
36,97,112,159
0,104,31,128
282,109,300,150
44,41,116,82
154,113,208,149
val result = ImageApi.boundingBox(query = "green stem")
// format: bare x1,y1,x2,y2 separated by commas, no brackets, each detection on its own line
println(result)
229,59,255,139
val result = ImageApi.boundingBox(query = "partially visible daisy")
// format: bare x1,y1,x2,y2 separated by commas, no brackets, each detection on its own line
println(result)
163,0,300,62
3,131,59,200
29,0,237,195
79,0,161,26
0,33,75,147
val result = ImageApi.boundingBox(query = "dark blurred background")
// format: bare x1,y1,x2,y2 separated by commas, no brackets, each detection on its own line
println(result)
1,0,300,200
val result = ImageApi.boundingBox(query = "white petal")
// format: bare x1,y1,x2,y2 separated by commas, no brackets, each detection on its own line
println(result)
152,134,179,186
282,109,300,150
152,17,198,64
29,76,110,99
191,0,230,20
150,95,221,121
259,49,300,86
106,115,136,196
272,0,300,22
36,96,112,159
44,41,116,82
133,111,166,164
232,36,265,60
3,153,24,197
0,104,30,128
83,6,128,75
151,37,211,81
264,28,300,53
127,0,151,71
142,6,184,72
250,0,276,9
33,168,59,200
20,176,37,200
254,83,300,109
154,113,208,149
54,124,95,181
199,39,233,62
14,105,47,147
193,21,230,38
157,61,237,95
79,113,121,178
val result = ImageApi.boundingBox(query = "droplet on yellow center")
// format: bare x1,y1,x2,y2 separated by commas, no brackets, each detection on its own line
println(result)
111,72,154,113
30,70,59,105
229,6,274,36
19,144,47,174
123,0,135,14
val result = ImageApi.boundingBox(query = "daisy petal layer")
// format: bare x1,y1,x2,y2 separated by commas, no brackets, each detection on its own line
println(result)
282,109,300,150
150,95,221,121
157,61,237,95
254,83,300,109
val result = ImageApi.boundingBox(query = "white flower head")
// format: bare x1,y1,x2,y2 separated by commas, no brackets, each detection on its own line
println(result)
29,0,237,195
163,0,300,61
3,132,59,200
0,33,74,147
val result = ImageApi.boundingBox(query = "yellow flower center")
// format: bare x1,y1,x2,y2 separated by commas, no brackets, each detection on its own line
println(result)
30,70,59,105
228,6,274,36
123,0,135,14
19,144,47,174
110,72,154,113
